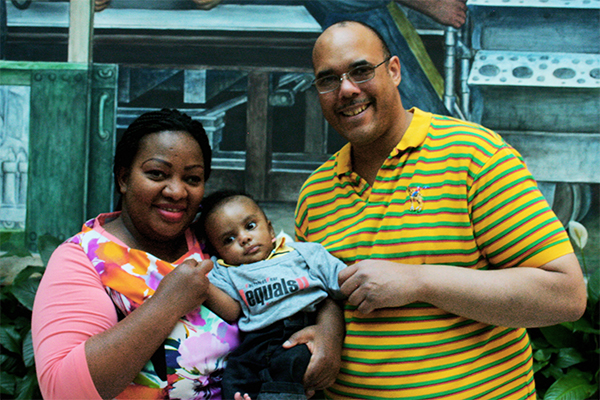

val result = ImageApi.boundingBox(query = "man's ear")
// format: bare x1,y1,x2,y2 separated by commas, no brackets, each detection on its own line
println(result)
116,166,129,195
388,55,402,85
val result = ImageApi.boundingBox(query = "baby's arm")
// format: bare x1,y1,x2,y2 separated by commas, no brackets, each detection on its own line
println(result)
204,284,242,323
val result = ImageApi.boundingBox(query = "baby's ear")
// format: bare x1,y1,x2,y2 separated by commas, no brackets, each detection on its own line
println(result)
267,220,276,239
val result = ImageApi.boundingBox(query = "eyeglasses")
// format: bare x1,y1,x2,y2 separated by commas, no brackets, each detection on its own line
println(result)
313,57,391,94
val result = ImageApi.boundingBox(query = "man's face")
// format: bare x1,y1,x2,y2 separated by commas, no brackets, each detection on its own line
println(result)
312,22,402,148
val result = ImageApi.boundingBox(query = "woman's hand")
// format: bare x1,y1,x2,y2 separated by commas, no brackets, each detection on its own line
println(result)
283,299,344,397
86,258,215,399
152,259,214,317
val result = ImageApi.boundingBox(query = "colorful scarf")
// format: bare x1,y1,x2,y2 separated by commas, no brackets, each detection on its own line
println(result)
68,213,240,399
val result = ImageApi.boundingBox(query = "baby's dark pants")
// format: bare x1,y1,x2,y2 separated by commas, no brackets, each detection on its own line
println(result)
222,311,315,400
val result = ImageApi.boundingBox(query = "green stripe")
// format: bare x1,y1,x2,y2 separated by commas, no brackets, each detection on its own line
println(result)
469,163,530,206
429,118,499,139
476,203,546,245
471,176,535,217
377,165,472,180
422,141,495,159
518,235,570,265
485,224,566,267
343,328,524,366
377,221,473,229
472,191,541,231
344,325,499,353
344,314,457,324
485,372,534,400
335,339,531,398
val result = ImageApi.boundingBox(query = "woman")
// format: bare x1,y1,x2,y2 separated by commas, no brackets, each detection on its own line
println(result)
32,109,342,399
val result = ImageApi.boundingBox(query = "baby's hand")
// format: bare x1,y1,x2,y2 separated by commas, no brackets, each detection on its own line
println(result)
234,392,251,400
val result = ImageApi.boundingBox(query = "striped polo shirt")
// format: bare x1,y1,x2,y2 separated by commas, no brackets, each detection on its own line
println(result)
295,108,573,399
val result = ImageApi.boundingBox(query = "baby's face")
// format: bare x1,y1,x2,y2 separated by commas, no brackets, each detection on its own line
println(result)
206,196,276,265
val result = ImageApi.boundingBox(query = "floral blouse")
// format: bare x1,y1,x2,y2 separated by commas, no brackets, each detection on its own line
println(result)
68,213,240,399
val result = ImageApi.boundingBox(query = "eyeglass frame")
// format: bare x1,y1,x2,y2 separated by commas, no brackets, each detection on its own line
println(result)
312,56,392,94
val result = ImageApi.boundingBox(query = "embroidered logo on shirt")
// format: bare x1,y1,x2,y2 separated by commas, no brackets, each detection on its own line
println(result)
407,186,426,212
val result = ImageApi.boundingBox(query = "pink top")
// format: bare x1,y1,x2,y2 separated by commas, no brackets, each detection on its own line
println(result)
32,243,116,398
31,216,208,399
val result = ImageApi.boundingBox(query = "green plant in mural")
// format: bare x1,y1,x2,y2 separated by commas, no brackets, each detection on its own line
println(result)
530,221,599,400
0,234,61,400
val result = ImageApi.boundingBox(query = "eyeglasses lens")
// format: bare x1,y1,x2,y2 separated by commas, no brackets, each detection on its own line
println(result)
315,65,376,94
314,57,392,94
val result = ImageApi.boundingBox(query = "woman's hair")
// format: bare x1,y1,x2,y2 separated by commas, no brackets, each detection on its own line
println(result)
113,108,212,194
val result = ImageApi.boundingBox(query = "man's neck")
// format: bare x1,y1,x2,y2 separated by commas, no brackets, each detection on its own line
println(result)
352,109,413,186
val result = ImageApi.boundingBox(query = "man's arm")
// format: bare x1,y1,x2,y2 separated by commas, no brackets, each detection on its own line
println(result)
339,252,586,328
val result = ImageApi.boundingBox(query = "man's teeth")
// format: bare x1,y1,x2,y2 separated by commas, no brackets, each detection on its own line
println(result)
342,104,368,116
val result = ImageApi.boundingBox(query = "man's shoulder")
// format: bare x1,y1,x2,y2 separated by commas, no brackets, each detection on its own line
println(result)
310,153,339,176
428,114,504,142
298,153,339,195
422,113,512,155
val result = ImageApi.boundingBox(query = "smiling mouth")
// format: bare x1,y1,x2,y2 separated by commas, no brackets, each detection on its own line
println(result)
340,103,368,117
156,205,186,222
161,207,183,213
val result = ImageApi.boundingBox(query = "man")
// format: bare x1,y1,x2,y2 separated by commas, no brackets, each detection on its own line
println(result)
294,21,587,399
303,0,468,115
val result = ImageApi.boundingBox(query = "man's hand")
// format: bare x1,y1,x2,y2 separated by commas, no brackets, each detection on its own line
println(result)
284,326,340,398
339,260,420,314
283,299,344,397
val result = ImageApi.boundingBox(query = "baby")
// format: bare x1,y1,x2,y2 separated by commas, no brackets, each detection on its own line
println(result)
198,190,347,400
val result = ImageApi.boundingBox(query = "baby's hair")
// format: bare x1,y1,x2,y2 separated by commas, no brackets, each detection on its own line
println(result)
195,189,268,256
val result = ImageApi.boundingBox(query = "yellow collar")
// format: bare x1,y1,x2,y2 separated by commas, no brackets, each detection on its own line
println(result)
335,107,431,177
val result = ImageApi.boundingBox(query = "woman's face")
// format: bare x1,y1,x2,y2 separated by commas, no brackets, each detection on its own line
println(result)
118,130,206,244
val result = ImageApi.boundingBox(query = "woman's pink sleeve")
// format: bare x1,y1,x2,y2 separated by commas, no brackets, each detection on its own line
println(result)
32,242,117,400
